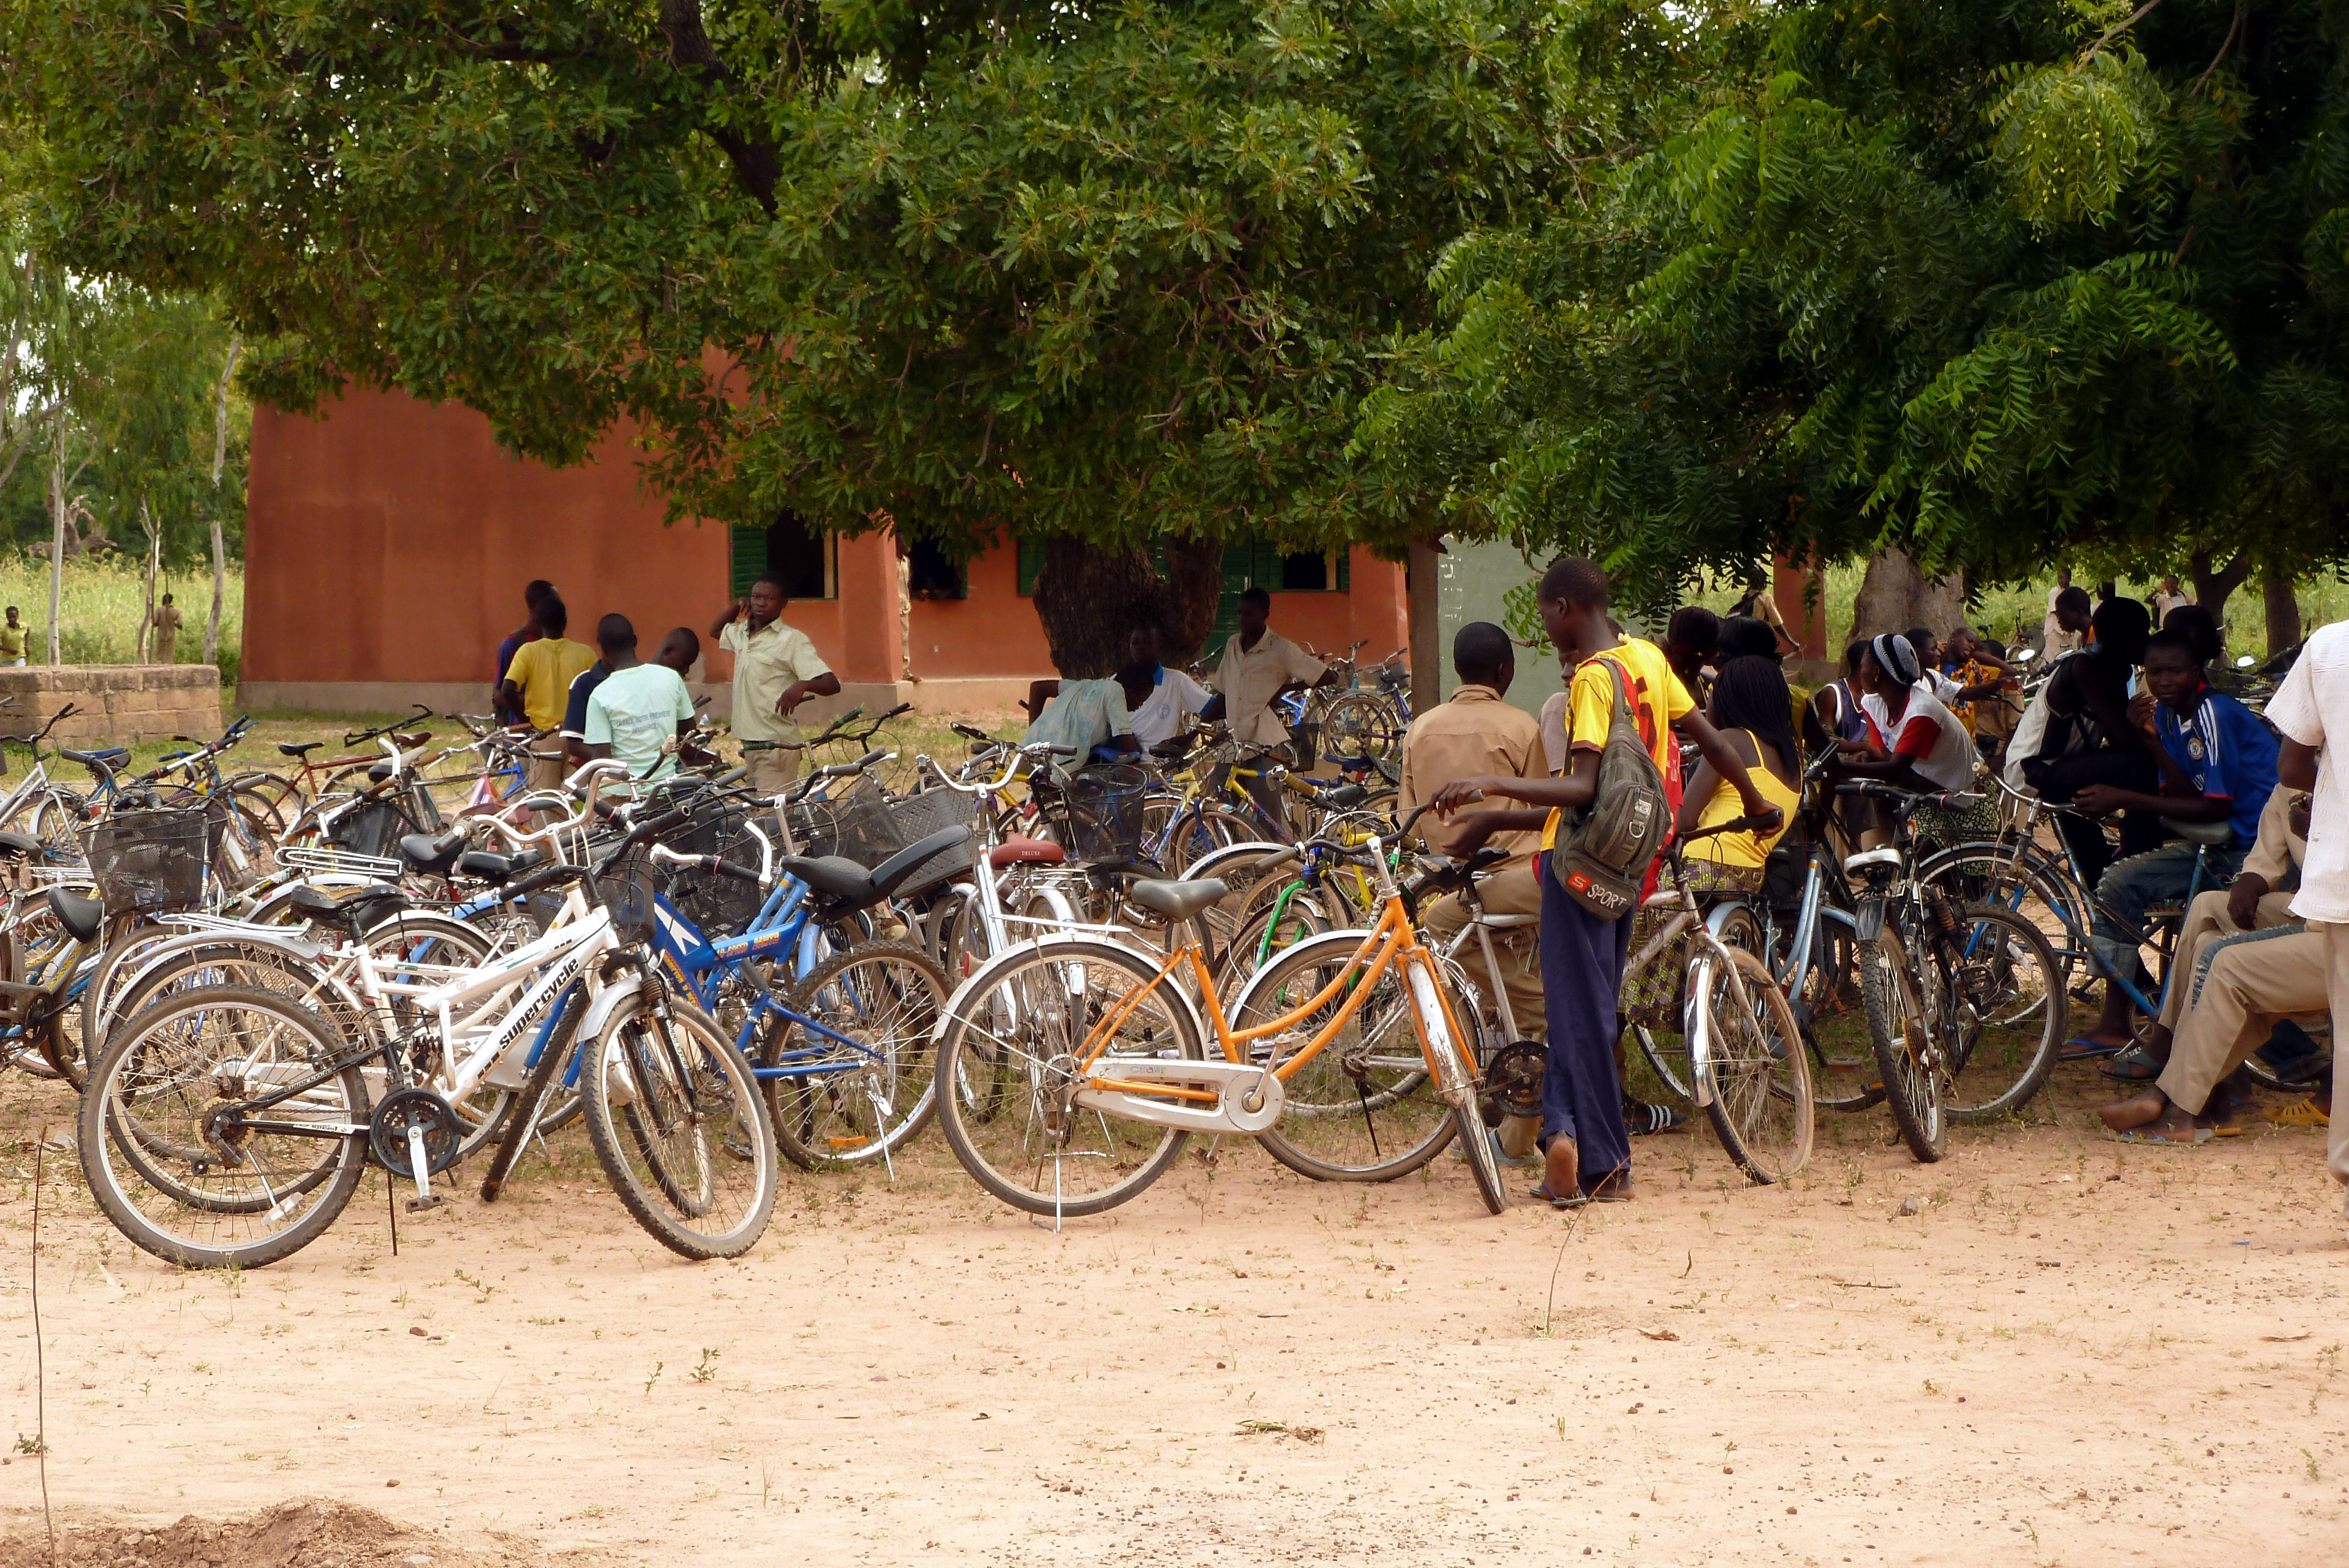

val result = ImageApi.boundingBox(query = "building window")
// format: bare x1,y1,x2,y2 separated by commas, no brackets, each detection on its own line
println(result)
906,537,967,600
1017,537,1043,597
730,513,837,600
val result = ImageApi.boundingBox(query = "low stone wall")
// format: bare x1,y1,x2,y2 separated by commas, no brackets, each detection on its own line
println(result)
0,665,224,748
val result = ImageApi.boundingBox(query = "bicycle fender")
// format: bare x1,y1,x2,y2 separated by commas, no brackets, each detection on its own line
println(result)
1682,959,1715,1110
574,969,645,1052
1855,896,1886,945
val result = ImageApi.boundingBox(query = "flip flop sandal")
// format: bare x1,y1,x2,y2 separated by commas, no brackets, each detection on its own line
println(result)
1530,1184,1590,1210
1624,1101,1686,1136
2100,1124,2214,1146
2266,1099,2331,1128
1585,1170,1635,1203
2060,1037,2124,1062
2098,1043,2165,1082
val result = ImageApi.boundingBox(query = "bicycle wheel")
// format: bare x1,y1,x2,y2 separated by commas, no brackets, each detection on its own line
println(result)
1220,885,1334,986
1323,693,1399,761
1937,903,2066,1123
1917,840,2086,987
1696,945,1814,1184
1857,915,1945,1161
580,990,777,1260
1233,929,1462,1182
78,986,368,1269
932,937,1205,1218
762,941,948,1170
1787,907,1882,1113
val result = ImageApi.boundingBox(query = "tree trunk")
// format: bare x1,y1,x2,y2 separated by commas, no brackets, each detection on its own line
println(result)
2187,549,2253,635
2262,564,2303,659
1407,540,1443,712
138,499,159,663
205,334,240,666
46,416,64,667
1030,536,1221,678
1848,546,1966,644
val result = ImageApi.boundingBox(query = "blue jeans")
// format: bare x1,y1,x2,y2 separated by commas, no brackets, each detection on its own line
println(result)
1536,853,1634,1186
2091,839,2246,988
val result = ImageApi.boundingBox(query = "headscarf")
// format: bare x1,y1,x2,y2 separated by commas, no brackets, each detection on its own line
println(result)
1870,632,1922,689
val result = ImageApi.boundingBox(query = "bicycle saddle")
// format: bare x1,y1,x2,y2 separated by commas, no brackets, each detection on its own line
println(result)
46,887,102,943
989,835,1066,868
366,760,396,783
455,848,539,884
0,830,42,859
278,741,323,758
58,747,128,766
1125,877,1230,921
287,882,407,930
398,831,467,877
779,826,974,913
1314,782,1368,808
2160,817,2234,847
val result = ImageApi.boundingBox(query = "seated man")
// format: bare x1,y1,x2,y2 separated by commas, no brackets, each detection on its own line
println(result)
1023,661,1153,774
2067,629,2280,1055
1399,623,1550,1096
1662,606,1720,696
2017,596,2157,891
1124,625,1211,751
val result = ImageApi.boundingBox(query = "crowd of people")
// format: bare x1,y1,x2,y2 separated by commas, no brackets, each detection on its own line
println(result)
483,560,2346,1230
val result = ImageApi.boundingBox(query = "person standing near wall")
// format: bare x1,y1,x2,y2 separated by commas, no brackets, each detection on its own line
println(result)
494,579,555,725
150,593,182,666
499,595,596,791
0,608,28,668
714,571,841,795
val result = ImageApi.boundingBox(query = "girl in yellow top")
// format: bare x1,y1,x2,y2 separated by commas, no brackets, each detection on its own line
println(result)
1619,656,1801,1030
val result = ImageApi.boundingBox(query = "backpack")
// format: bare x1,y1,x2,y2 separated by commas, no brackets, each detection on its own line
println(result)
1549,654,1672,920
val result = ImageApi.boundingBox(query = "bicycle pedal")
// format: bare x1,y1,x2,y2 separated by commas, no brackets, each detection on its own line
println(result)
404,1194,448,1214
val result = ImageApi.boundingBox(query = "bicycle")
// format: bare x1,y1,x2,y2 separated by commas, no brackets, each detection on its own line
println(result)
928,801,1509,1222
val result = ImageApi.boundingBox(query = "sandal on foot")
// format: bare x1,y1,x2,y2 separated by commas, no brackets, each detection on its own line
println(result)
2060,1036,2125,1062
1530,1183,1589,1210
2098,1043,2165,1082
1585,1169,1634,1203
2100,1123,2213,1146
2267,1098,2331,1128
1625,1101,1686,1136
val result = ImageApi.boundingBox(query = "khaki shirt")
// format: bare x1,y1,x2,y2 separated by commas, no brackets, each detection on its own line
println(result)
1397,685,1547,862
719,617,832,744
1213,630,1326,750
2242,781,2310,890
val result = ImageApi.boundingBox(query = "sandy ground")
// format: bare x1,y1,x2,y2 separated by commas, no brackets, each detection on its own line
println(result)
2,1067,2347,1567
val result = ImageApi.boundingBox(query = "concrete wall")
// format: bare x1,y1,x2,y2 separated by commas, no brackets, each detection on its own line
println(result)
0,666,222,747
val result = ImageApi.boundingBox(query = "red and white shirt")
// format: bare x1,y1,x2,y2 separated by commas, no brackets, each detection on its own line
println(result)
1860,686,1976,792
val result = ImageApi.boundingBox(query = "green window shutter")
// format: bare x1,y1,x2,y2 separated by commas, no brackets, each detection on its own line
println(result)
1017,537,1043,596
1336,547,1350,593
729,524,768,598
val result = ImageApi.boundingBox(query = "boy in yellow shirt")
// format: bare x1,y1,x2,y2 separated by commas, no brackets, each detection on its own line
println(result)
1432,558,1782,1209
499,596,598,790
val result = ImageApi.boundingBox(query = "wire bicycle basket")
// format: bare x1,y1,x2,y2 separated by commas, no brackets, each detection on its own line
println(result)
1059,765,1148,864
84,807,213,914
884,785,979,898
785,776,900,865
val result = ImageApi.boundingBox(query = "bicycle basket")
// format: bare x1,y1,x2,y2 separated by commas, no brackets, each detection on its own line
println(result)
1060,765,1148,864
596,842,660,944
661,810,776,938
84,807,211,913
884,785,978,899
328,799,417,862
786,778,902,866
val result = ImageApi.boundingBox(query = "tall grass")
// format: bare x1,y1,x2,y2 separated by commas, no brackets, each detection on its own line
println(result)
0,553,244,683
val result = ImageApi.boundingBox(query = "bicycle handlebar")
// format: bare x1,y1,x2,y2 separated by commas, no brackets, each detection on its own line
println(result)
343,704,434,748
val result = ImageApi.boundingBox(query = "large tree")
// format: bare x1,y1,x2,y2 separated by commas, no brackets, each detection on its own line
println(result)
1350,0,2349,625
1,0,1610,670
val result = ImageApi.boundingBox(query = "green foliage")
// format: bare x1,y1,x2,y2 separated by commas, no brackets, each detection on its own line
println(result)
1350,0,2349,615
0,0,1590,553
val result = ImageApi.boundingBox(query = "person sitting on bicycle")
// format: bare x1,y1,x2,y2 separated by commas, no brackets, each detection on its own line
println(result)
1834,634,1975,794
2064,629,2279,1058
1022,660,1151,775
1200,587,1339,819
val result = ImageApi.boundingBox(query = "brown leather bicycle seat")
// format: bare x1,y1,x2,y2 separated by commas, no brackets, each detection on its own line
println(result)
989,835,1066,868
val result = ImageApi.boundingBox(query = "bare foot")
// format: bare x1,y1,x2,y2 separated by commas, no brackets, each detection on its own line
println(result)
2099,1090,2168,1132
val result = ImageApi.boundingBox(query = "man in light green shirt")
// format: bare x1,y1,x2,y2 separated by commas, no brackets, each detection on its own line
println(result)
712,573,839,794
582,614,695,790
1022,663,1152,778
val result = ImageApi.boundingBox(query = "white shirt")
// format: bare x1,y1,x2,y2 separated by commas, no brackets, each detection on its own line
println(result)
1129,666,1209,748
2266,621,2349,923
1861,685,1976,792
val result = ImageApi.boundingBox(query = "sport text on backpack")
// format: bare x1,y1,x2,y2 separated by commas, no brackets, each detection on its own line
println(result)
1549,654,1671,920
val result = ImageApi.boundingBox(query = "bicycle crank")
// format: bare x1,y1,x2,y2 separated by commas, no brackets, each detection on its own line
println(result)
1073,1056,1286,1135
369,1086,464,1189
1480,1040,1547,1128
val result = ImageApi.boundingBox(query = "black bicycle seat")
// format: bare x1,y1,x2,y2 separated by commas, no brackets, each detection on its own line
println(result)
366,760,396,783
398,831,467,877
58,747,128,767
0,830,42,859
1127,877,1231,921
454,848,539,884
287,882,408,930
778,826,973,913
46,888,104,943
278,741,323,758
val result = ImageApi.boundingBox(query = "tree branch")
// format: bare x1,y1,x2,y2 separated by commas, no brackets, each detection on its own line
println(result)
2192,3,2247,96
659,0,780,213
2076,0,2163,71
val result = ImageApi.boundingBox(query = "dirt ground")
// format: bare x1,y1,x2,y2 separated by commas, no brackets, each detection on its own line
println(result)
3,1067,2347,1568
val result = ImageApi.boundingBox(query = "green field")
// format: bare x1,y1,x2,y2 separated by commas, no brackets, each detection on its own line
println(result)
0,553,244,679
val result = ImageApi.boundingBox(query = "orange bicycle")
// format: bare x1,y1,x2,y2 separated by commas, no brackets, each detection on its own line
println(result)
931,803,1507,1221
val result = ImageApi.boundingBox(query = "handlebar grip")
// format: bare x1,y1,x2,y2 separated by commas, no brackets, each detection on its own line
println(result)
711,857,762,884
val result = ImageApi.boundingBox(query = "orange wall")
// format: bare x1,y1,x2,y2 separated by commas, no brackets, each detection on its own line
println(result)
246,386,1411,688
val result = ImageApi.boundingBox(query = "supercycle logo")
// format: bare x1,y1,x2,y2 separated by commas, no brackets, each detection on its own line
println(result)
492,952,583,1050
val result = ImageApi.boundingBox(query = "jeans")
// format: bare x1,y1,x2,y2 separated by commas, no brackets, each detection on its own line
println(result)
1535,853,1634,1187
2090,839,2246,991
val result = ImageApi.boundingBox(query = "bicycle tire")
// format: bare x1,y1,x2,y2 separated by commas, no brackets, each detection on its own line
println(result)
1233,929,1462,1184
933,937,1205,1219
1938,903,2066,1123
78,986,368,1269
763,940,948,1170
1857,914,1945,1161
1916,839,2087,982
479,983,591,1202
1787,906,1882,1114
581,992,776,1259
1697,946,1814,1184
1408,948,1508,1214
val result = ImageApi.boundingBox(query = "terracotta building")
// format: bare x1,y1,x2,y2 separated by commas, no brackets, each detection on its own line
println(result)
238,386,1411,720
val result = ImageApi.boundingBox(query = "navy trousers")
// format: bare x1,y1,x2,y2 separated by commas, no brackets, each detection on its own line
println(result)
1536,852,1634,1186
